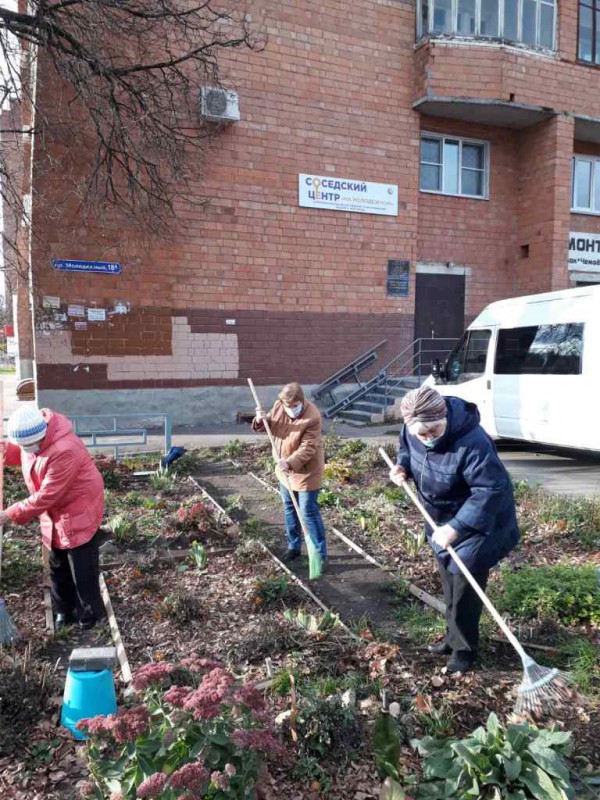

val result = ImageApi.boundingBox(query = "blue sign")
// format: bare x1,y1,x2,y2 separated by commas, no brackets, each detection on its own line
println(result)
52,259,121,275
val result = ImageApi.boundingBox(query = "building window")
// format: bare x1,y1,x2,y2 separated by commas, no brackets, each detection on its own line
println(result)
494,324,584,375
417,0,556,50
572,156,600,213
420,134,488,199
578,0,600,62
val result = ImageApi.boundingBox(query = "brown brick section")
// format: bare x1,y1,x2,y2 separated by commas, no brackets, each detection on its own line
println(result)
70,307,172,358
37,309,413,390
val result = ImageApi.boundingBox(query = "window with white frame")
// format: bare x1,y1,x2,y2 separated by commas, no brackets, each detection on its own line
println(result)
572,156,600,213
420,135,489,198
417,0,556,50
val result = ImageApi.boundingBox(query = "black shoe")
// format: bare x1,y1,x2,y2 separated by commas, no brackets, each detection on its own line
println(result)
446,651,475,674
427,639,452,656
55,613,76,630
282,550,301,563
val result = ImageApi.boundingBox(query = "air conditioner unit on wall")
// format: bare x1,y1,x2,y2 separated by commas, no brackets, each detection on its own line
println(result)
200,87,240,123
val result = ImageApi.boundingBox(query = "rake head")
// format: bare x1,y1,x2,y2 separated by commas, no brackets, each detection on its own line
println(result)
515,659,577,716
0,599,19,646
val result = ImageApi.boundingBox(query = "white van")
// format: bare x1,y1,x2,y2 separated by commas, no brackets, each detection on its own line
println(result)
427,285,600,452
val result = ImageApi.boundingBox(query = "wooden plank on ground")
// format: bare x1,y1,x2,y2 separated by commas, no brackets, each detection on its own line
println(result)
42,546,54,633
99,572,133,684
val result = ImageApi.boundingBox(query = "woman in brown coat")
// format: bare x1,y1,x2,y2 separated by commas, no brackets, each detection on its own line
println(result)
253,382,327,563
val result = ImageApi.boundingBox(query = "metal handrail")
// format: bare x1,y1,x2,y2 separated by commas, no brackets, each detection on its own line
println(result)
325,337,458,419
313,339,388,405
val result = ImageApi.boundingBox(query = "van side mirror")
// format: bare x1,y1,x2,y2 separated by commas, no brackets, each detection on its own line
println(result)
431,359,442,381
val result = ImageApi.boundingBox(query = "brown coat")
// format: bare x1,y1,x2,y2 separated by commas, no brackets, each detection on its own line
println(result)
252,400,325,492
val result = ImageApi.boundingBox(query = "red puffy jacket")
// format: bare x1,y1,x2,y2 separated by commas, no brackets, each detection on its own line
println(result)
4,409,104,550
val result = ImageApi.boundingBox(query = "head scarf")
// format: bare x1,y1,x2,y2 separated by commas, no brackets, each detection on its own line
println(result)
400,386,447,427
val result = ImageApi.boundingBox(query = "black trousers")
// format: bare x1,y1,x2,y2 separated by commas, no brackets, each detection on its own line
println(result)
49,533,105,625
438,560,489,655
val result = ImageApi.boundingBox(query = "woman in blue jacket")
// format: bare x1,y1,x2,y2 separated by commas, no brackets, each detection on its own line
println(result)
389,385,520,674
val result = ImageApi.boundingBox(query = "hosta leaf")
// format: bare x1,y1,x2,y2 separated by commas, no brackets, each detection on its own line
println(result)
521,763,565,800
528,743,570,783
504,755,523,781
379,777,409,800
487,712,500,738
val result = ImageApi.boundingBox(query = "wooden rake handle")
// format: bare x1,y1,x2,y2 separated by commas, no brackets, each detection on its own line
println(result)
247,379,314,551
378,447,527,660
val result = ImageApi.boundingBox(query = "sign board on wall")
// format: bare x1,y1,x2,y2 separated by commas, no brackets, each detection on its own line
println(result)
299,174,398,216
568,232,600,272
387,260,410,296
52,259,122,275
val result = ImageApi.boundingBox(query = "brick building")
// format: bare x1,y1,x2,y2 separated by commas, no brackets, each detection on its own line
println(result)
11,0,600,423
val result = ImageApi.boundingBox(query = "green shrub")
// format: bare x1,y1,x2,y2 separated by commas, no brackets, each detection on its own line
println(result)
162,589,203,625
292,695,363,766
337,439,368,458
251,575,288,611
412,712,574,800
498,564,600,626
557,638,600,697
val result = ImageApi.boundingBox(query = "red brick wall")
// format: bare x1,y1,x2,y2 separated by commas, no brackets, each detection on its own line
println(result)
417,117,520,318
31,0,422,391
415,39,600,118
515,116,574,295
29,0,597,403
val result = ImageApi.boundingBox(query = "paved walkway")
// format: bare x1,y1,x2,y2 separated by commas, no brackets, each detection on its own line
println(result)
1,372,598,496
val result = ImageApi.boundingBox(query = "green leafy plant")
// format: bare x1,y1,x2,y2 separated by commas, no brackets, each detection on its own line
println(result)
323,458,357,484
150,464,177,491
290,695,363,767
240,517,275,545
338,439,368,458
404,529,427,559
107,514,138,543
270,667,298,697
252,576,288,611
76,659,283,799
283,608,340,634
318,488,342,508
223,439,244,458
498,564,600,626
373,710,402,780
191,542,208,573
412,712,574,800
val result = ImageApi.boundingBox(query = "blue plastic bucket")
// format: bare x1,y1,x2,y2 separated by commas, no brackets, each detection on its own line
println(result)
60,668,117,740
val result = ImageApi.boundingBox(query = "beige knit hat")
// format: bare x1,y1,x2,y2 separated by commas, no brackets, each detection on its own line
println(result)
400,386,447,427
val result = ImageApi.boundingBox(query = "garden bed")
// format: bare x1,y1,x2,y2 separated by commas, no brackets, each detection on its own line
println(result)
0,439,599,800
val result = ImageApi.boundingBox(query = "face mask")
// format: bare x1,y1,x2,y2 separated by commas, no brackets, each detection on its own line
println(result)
422,434,444,450
284,403,304,419
22,444,41,454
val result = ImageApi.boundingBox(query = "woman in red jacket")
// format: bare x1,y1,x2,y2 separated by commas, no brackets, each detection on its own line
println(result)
1,406,105,630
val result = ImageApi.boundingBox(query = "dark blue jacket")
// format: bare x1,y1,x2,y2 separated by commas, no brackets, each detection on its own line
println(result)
397,397,520,574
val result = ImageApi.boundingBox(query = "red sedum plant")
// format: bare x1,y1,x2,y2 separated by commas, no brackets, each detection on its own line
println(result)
76,658,283,799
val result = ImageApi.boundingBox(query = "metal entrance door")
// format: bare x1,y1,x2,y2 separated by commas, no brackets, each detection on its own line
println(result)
414,272,466,374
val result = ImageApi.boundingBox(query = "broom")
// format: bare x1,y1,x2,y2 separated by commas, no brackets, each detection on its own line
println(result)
247,379,322,580
0,382,19,645
379,447,573,715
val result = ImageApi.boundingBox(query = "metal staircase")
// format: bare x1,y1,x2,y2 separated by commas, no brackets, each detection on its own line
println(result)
314,338,457,426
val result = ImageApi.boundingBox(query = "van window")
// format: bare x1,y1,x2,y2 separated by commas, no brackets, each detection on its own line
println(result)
494,323,584,375
446,329,491,382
